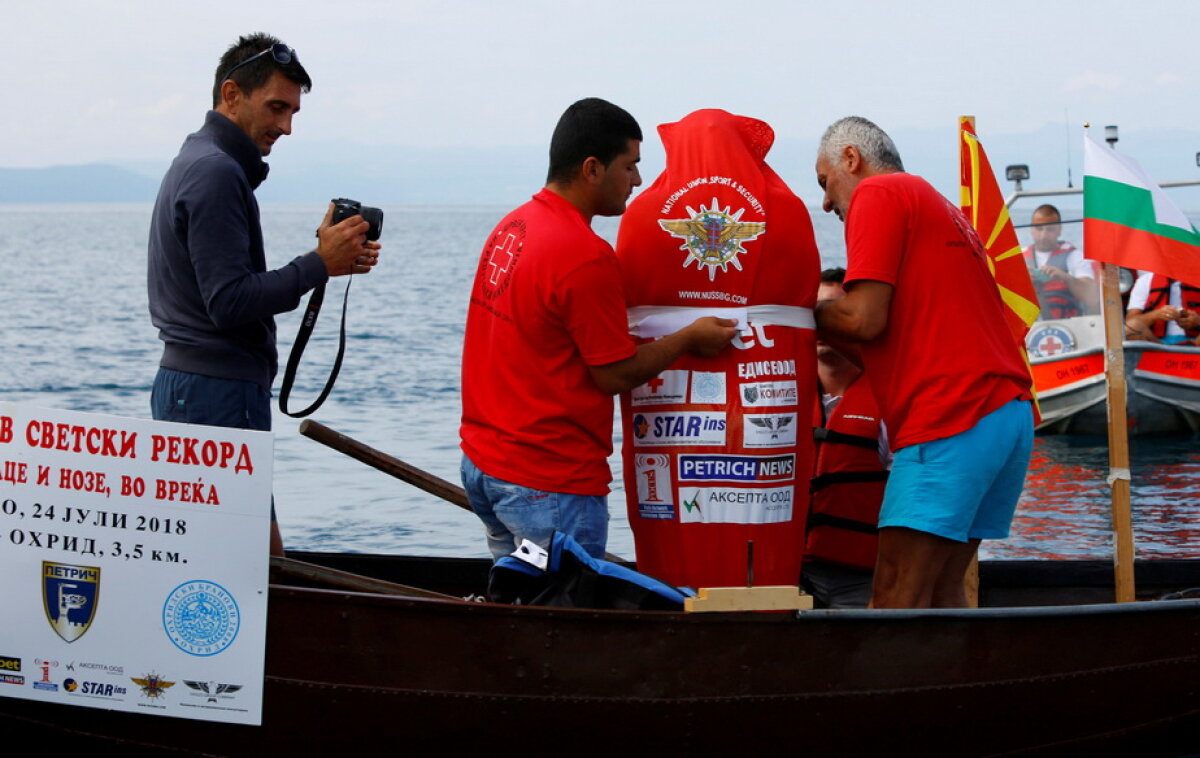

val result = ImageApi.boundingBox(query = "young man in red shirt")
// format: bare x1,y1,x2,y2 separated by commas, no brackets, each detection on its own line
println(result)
813,116,1034,608
460,98,737,561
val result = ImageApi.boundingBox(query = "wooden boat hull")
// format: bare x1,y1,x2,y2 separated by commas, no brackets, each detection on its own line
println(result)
1029,317,1200,435
0,554,1197,755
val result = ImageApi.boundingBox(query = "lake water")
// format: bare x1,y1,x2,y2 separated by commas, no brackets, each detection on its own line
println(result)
1,203,1196,562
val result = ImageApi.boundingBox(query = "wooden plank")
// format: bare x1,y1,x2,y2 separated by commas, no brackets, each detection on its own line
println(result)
684,586,814,613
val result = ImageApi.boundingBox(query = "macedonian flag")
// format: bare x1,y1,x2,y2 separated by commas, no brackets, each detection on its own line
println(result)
959,117,1040,340
959,117,1041,419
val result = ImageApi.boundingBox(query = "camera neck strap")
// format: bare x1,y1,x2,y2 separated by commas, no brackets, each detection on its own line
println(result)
278,275,352,418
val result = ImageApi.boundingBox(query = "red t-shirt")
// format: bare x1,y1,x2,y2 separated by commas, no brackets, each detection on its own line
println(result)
460,189,637,494
844,173,1031,450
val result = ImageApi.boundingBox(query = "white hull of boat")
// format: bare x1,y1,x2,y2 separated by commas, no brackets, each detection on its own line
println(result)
1028,315,1200,435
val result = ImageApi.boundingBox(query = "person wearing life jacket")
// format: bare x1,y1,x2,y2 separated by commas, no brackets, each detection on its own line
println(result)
803,269,890,609
1125,271,1200,344
1022,204,1098,319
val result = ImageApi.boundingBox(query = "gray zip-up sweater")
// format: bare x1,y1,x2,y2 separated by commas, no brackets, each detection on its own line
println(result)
148,110,327,391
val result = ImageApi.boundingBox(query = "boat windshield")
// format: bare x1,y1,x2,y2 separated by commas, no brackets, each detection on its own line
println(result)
1021,215,1108,360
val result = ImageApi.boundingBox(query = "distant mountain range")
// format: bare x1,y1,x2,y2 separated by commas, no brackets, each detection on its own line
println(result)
3,123,1198,209
0,164,161,203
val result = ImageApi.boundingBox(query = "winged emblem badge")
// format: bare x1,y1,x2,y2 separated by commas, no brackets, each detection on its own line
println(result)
659,199,765,281
747,415,794,439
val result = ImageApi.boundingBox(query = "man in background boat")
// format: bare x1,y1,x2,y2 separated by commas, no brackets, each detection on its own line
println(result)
1023,204,1098,318
804,268,889,608
147,33,380,555
1125,271,1200,344
460,98,737,561
813,116,1034,609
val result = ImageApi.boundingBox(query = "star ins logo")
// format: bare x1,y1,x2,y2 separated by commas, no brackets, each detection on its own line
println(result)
659,199,765,281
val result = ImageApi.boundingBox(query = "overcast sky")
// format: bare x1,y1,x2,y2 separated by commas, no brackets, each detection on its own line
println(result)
6,0,1200,186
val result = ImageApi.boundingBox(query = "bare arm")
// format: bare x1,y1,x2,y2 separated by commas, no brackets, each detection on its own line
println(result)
814,280,894,342
588,317,738,395
1125,307,1173,342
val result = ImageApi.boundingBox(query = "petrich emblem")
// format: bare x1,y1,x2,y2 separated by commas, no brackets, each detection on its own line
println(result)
162,580,241,656
42,562,100,643
659,198,765,281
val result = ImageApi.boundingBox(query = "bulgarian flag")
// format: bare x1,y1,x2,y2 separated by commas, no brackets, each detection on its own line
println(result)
1083,132,1200,283
959,117,1041,341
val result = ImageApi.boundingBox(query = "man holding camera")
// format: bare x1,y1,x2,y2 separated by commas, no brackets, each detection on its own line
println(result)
147,33,379,554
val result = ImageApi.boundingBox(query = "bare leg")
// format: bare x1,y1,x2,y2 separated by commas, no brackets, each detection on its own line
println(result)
870,527,976,609
930,539,981,608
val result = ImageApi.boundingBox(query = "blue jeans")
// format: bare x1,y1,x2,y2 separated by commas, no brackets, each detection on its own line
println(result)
460,454,609,561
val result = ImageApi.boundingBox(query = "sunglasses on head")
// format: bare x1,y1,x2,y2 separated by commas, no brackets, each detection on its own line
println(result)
221,42,296,83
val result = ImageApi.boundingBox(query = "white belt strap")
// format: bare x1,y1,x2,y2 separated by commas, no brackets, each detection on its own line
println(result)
628,304,815,338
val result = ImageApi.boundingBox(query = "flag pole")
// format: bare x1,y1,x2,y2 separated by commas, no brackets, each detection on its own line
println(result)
958,115,981,608
1088,125,1137,603
1100,263,1136,602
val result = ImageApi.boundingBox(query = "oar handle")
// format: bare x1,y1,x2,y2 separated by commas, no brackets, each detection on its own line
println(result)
270,555,459,601
298,419,628,564
299,419,470,510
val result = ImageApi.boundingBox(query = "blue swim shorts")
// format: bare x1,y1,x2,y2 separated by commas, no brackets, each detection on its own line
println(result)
878,398,1034,542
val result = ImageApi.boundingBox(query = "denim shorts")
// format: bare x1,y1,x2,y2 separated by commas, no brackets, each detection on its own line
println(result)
878,399,1033,542
460,454,609,561
151,368,272,431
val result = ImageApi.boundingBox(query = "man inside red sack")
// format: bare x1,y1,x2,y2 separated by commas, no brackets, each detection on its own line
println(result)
615,109,820,588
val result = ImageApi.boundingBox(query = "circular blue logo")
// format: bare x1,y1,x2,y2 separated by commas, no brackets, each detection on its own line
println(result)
162,580,240,657
1027,325,1076,358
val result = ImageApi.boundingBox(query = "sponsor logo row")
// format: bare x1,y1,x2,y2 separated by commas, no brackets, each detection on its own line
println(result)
634,453,797,524
631,411,796,448
632,371,798,409
0,656,246,711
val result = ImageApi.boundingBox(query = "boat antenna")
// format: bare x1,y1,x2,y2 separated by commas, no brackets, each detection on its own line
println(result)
1064,108,1074,188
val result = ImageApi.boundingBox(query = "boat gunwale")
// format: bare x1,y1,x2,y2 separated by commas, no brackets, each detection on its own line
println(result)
268,579,1200,624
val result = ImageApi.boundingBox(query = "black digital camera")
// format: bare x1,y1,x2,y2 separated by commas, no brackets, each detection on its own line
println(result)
331,198,384,241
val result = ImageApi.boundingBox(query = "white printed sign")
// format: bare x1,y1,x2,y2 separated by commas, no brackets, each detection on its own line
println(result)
633,454,674,520
630,370,688,406
677,485,794,524
0,403,272,725
630,412,727,447
742,413,798,448
738,380,798,408
689,372,726,404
